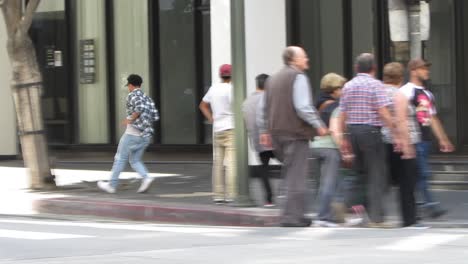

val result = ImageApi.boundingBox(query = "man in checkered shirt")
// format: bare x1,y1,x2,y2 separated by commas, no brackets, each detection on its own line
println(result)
98,74,159,194
339,53,396,227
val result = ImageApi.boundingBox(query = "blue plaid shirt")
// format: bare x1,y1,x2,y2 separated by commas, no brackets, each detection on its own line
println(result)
126,89,159,137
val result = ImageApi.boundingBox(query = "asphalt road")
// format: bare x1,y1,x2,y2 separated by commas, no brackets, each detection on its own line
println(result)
1,216,468,264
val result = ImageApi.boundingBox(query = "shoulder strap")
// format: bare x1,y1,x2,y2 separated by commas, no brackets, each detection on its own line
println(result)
318,100,336,112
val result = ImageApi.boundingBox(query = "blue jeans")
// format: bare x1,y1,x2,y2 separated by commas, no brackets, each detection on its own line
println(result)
110,134,151,188
311,148,341,221
416,141,435,204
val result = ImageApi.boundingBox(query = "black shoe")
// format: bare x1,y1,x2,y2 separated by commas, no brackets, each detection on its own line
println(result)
213,199,225,205
430,208,448,219
280,218,312,227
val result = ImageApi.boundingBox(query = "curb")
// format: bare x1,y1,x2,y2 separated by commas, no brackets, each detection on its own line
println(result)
33,197,280,227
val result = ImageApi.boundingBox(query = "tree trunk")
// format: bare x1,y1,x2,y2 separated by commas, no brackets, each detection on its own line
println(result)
7,25,54,190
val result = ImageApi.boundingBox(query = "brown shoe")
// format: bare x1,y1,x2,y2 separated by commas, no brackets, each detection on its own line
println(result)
331,202,346,223
366,222,395,229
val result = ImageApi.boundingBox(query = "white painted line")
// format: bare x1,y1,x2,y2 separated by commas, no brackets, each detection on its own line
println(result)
0,219,248,234
275,228,335,241
0,229,93,240
378,233,464,252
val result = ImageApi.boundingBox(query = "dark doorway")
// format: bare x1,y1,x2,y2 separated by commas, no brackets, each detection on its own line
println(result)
30,5,73,144
456,0,468,152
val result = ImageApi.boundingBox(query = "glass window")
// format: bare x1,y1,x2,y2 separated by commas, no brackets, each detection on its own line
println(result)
159,0,198,144
295,0,346,94
424,0,456,139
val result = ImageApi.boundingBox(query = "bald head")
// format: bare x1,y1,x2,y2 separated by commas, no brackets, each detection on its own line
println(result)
283,46,309,71
355,53,376,74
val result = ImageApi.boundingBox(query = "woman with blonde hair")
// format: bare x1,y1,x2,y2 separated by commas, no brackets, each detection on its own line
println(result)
310,73,348,227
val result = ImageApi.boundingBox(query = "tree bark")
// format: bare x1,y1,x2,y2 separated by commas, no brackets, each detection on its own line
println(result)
1,0,54,189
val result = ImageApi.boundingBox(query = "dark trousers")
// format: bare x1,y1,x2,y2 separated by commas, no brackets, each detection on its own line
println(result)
348,125,387,223
386,144,418,227
259,151,275,203
272,135,309,224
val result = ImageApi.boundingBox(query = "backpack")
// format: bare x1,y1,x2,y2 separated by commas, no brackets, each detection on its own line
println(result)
318,99,339,127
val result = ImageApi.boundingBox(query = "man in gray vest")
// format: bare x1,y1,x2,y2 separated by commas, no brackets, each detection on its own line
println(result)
258,46,327,227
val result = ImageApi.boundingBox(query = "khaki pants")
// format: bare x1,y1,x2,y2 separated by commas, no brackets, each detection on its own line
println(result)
212,129,237,200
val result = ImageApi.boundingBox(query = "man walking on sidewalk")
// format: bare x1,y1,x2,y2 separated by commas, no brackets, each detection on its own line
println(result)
199,64,236,204
243,73,275,207
98,74,159,194
259,46,327,227
339,53,395,227
400,58,454,218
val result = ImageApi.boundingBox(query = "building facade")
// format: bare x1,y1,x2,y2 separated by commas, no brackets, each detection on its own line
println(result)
1,0,467,157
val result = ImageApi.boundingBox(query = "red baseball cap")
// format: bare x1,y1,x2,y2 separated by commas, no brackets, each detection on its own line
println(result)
219,64,232,77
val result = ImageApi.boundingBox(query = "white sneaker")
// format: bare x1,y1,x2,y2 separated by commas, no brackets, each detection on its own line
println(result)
97,181,116,194
137,178,154,193
314,220,339,228
344,217,364,227
403,223,430,230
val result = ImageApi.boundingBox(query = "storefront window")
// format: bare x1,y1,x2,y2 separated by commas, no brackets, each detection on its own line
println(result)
159,0,198,144
424,0,456,139
294,0,346,93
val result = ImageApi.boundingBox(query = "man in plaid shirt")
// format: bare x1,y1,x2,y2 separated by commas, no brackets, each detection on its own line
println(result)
339,53,395,227
98,74,159,194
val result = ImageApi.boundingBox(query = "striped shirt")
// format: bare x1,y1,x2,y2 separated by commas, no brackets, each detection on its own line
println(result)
339,73,391,127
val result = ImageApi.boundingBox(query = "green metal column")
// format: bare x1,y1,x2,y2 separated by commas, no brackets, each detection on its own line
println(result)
230,0,254,206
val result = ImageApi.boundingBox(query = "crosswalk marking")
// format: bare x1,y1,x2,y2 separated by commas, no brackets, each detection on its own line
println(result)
275,228,336,241
0,229,93,240
0,219,248,235
378,233,465,252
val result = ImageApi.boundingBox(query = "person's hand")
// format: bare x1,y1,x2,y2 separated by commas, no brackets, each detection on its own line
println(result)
316,127,329,136
401,143,416,159
439,140,455,153
260,133,272,149
121,118,132,126
393,138,403,153
340,138,354,168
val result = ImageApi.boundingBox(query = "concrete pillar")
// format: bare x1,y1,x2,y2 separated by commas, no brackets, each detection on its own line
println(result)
211,0,286,166
244,0,286,165
0,13,18,158
211,0,285,92
408,1,422,59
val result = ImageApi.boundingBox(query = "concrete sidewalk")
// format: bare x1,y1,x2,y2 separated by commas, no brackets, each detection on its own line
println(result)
1,154,468,228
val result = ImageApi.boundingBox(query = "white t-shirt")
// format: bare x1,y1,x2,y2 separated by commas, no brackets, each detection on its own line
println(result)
400,82,437,115
400,82,437,141
202,82,234,133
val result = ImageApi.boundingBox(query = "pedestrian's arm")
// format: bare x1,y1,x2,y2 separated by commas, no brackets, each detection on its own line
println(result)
257,93,272,148
431,115,454,152
292,75,327,135
123,95,142,125
376,86,398,143
199,101,213,123
330,111,344,147
378,106,399,140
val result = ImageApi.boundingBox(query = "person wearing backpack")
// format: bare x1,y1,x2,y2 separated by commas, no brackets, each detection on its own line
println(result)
310,73,346,227
98,74,159,194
